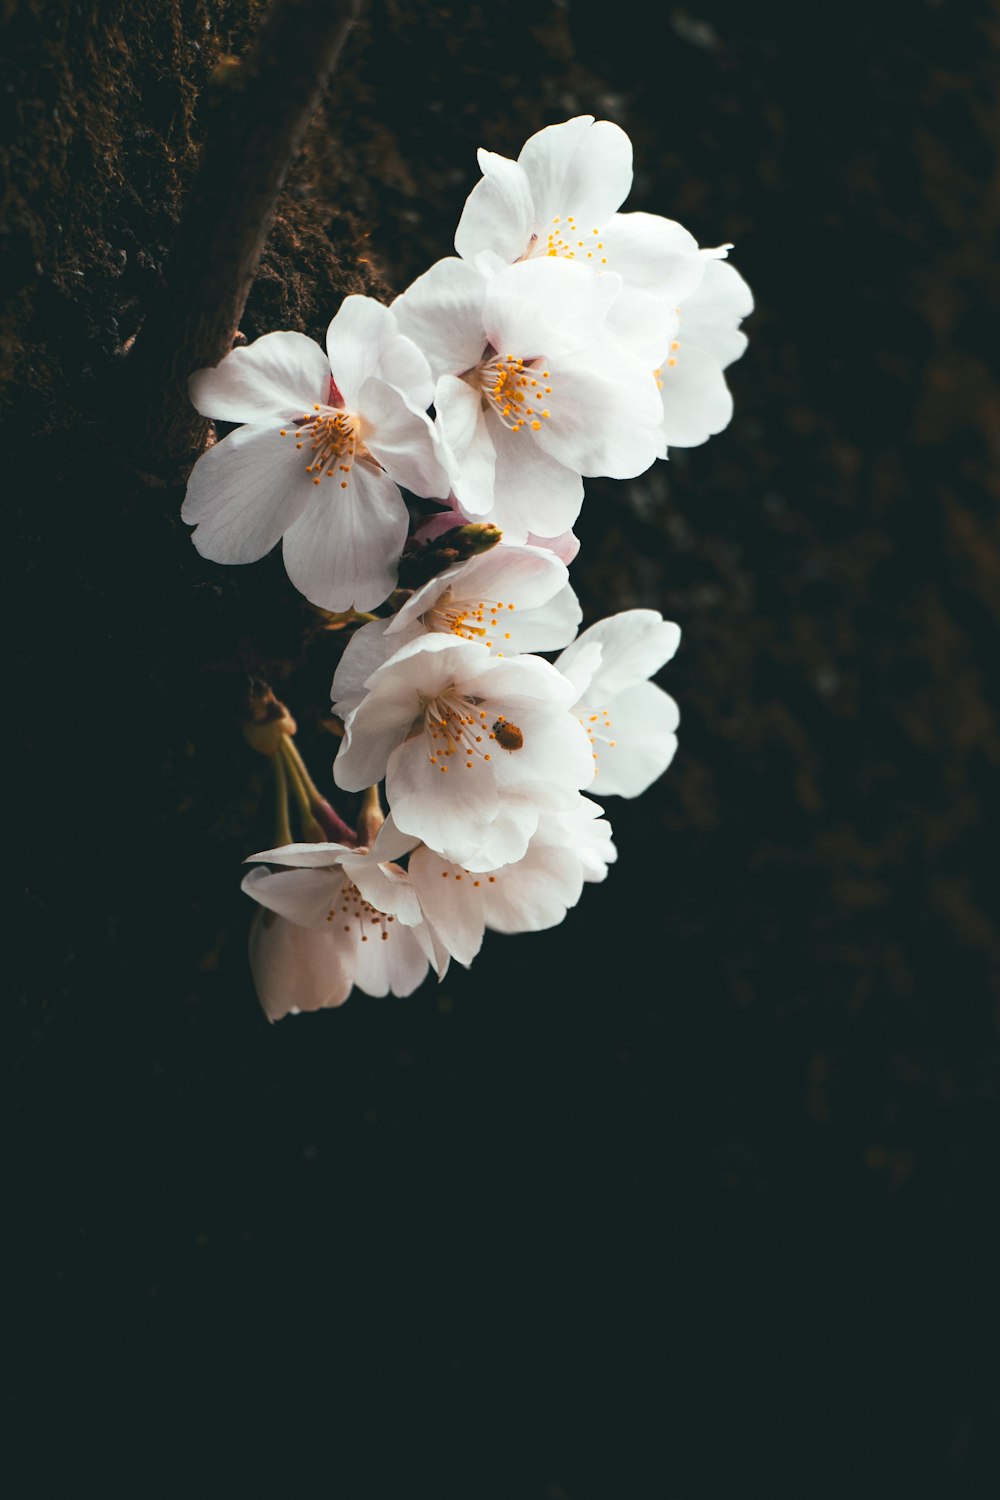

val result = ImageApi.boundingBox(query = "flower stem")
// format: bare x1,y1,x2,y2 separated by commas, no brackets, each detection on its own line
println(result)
283,737,357,844
279,740,325,842
356,784,385,847
271,747,293,849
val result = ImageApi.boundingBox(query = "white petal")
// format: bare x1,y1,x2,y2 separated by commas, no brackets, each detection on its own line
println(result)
523,528,581,565
485,406,584,542
389,545,570,639
352,919,430,999
532,347,661,479
461,792,540,872
240,864,345,928
678,258,754,369
433,374,496,515
340,853,423,927
188,331,330,424
181,426,313,562
386,735,499,865
600,213,705,301
333,686,420,793
409,846,487,967
281,459,409,611
659,343,733,449
484,696,595,794
518,116,632,233
455,149,535,265
484,256,621,355
559,609,680,700
605,285,678,367
590,681,679,797
246,903,352,1021
484,842,584,935
331,617,409,718
556,639,602,702
359,377,450,498
369,816,422,864
326,295,435,410
245,841,354,868
391,257,489,381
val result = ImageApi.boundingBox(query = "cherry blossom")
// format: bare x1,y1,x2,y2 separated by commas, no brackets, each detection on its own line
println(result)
416,496,581,565
392,255,662,541
182,297,449,611
331,544,581,716
333,634,595,868
656,258,755,451
556,610,681,797
407,797,616,966
241,821,446,1021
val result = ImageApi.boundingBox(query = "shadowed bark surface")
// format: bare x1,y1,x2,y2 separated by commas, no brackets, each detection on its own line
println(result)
5,1,999,1492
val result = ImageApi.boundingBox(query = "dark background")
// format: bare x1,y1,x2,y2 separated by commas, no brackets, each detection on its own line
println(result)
6,0,999,1492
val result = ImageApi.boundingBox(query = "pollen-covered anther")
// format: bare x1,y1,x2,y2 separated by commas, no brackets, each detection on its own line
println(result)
478,352,555,434
280,406,367,488
422,692,524,769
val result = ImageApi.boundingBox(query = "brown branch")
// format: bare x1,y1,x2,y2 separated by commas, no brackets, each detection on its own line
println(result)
127,0,363,469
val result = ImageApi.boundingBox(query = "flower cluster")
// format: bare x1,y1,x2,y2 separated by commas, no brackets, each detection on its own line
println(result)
182,116,752,1020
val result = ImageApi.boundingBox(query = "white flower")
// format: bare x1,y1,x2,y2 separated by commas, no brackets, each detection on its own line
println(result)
453,114,714,363
331,544,581,716
181,297,449,611
556,610,681,797
656,258,755,451
392,255,662,541
407,797,616,966
241,822,446,1022
333,634,595,869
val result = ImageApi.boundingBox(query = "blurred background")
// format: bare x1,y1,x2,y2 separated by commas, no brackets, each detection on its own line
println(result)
6,0,999,1492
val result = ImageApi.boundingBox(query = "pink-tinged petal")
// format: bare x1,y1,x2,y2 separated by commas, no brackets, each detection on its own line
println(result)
409,918,452,981
409,846,487,967
326,295,435,411
590,680,679,798
369,816,422,864
599,213,705,302
532,346,662,479
560,609,680,700
434,374,496,516
386,735,499,865
485,406,584,542
182,425,314,562
678,258,754,369
340,853,423,927
524,528,580,565
282,459,409,612
359,377,450,498
455,149,536,265
392,258,490,381
659,342,733,449
246,903,352,1021
352,919,430,998
245,841,354,868
240,864,345,928
188,331,331,424
331,617,411,718
518,116,632,234
483,842,585,935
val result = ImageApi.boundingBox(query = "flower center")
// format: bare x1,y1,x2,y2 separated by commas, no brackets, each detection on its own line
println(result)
421,589,517,649
279,405,371,489
326,877,397,942
419,692,526,773
527,214,608,269
477,353,554,434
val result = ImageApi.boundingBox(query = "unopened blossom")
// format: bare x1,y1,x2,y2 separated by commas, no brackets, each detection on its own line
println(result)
392,255,662,541
407,796,616,966
182,297,449,612
334,634,595,869
331,544,581,716
655,257,754,451
241,822,446,1022
416,496,581,565
556,610,681,797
